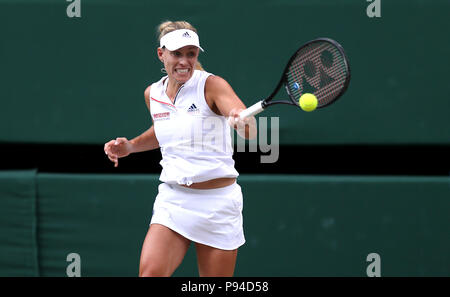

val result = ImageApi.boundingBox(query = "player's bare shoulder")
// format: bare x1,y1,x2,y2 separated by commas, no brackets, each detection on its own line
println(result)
205,75,236,103
205,75,231,92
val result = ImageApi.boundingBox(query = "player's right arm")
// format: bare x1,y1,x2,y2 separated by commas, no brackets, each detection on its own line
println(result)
104,85,160,167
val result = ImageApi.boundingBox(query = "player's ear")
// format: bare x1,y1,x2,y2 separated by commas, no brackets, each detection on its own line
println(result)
157,47,164,63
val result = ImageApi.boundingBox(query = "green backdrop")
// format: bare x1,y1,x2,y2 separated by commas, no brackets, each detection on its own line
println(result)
1,171,449,276
1,0,449,144
1,0,449,278
0,170,39,276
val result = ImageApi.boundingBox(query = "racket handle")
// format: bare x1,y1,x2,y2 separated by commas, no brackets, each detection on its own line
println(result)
239,101,264,119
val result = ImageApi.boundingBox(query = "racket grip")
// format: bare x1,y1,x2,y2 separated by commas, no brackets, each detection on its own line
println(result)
239,101,264,119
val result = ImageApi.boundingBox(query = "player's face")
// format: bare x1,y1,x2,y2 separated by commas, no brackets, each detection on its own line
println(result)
160,46,199,84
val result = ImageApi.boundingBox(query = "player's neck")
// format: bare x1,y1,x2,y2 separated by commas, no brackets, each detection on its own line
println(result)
165,79,184,103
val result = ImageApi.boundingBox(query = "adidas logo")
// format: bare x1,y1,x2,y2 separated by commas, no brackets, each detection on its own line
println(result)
182,31,191,38
187,103,199,113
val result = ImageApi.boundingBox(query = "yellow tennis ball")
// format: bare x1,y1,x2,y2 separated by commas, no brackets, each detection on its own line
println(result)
299,93,318,112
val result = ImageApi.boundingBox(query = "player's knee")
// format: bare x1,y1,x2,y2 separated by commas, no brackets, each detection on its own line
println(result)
139,262,170,277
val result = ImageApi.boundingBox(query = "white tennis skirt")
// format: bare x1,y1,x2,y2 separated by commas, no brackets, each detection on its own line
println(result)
150,182,245,250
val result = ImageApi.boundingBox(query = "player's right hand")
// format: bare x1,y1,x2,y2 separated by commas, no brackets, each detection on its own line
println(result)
104,137,132,167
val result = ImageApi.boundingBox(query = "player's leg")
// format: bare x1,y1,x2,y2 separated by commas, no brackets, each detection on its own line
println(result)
139,223,190,277
195,242,238,277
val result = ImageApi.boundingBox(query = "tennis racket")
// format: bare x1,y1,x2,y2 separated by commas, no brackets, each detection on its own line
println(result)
239,37,351,119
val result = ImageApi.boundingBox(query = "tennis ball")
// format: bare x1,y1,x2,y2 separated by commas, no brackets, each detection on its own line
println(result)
299,93,318,112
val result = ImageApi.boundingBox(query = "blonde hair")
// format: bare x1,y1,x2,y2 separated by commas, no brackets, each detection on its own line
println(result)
157,20,205,71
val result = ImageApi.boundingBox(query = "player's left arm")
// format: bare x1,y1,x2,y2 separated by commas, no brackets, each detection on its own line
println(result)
205,75,257,139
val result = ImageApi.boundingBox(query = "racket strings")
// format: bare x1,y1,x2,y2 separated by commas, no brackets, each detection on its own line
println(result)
286,41,349,107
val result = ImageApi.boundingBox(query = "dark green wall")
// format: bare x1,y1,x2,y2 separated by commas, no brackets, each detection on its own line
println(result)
1,0,449,144
1,0,449,278
0,170,39,276
1,171,449,276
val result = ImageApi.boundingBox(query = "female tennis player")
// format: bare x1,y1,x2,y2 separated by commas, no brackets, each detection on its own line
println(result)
104,20,256,277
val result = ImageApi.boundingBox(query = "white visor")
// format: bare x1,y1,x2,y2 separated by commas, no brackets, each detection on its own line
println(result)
159,29,204,52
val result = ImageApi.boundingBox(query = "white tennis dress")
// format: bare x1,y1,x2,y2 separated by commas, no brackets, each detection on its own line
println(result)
148,70,245,250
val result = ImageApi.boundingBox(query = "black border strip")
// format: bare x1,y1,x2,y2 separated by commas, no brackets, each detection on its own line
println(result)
0,143,448,176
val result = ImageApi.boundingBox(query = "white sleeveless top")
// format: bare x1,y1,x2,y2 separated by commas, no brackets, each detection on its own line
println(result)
149,70,239,186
